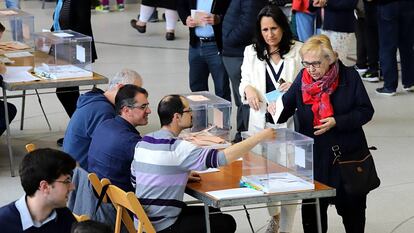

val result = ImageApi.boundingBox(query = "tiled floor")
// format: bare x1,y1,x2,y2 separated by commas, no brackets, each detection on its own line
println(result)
1,1,414,232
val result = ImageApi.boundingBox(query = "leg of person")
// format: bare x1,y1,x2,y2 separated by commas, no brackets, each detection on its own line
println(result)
335,186,367,233
56,86,80,118
301,198,329,233
362,1,380,81
376,2,399,95
295,12,316,42
222,56,250,142
5,0,19,9
130,5,155,33
279,200,298,233
266,202,281,233
398,0,414,91
189,45,210,93
354,16,368,73
116,0,124,11
203,43,231,101
0,101,17,136
159,205,236,233
164,9,178,40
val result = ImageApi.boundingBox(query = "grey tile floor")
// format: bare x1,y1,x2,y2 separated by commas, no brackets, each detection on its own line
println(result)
1,1,414,232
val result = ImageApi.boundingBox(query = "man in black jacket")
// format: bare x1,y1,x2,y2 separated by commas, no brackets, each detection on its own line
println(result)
221,0,266,142
177,0,231,102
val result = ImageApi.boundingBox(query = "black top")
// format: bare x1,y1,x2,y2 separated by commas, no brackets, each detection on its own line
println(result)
279,61,374,187
0,201,76,233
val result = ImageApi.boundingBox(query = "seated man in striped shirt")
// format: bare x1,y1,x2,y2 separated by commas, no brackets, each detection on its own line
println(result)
131,94,275,233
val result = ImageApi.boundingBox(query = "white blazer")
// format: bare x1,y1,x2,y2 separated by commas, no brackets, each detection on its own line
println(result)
239,41,303,131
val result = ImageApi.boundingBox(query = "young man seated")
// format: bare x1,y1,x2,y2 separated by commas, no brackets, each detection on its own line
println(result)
131,94,275,232
0,148,77,233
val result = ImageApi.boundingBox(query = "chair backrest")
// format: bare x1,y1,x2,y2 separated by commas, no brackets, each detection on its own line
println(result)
88,173,111,203
73,213,90,222
25,143,36,152
106,184,156,233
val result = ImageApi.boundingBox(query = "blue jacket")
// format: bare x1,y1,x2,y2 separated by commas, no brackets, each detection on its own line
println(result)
0,201,75,233
63,88,115,170
221,0,266,57
88,116,142,192
279,61,374,188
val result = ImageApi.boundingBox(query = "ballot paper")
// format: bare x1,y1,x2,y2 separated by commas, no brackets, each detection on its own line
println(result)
3,66,39,83
206,188,264,200
191,9,209,27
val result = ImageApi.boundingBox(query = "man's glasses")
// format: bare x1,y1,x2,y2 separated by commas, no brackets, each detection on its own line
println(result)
54,177,72,185
301,61,322,68
129,103,149,110
182,108,192,113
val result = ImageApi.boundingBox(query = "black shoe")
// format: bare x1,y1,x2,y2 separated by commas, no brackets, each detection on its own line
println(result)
166,32,175,41
361,68,379,82
130,19,146,33
231,133,243,144
57,138,64,147
375,87,396,96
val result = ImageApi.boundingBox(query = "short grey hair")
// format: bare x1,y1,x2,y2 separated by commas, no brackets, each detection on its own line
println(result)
108,69,142,90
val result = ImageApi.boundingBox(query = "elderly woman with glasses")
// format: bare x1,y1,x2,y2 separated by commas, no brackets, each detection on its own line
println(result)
268,34,374,233
239,5,303,233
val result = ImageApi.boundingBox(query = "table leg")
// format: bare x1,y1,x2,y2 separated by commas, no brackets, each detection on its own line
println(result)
203,204,211,233
315,198,322,233
20,90,25,130
3,88,15,177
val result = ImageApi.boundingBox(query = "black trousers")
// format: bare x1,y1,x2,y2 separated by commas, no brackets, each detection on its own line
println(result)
158,206,236,233
301,185,367,233
355,1,379,70
56,86,79,118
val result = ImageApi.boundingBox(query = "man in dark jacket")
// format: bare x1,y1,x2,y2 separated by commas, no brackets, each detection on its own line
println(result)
221,0,266,142
63,69,142,170
0,148,77,233
177,0,231,102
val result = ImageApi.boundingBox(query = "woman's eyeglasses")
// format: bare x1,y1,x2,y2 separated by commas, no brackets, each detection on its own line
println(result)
301,61,322,68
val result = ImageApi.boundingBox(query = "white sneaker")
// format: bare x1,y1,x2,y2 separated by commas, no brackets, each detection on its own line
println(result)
403,85,414,92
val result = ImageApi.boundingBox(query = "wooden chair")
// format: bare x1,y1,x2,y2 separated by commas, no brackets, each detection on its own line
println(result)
106,184,156,233
88,173,136,233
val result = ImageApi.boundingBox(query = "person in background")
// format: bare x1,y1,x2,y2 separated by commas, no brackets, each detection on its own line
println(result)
269,34,374,233
239,5,303,233
88,85,150,192
292,0,317,42
63,69,142,171
221,0,266,142
0,22,17,138
177,0,232,102
374,0,414,96
131,94,276,232
71,220,112,233
95,0,125,12
130,1,179,40
0,148,77,233
52,0,98,146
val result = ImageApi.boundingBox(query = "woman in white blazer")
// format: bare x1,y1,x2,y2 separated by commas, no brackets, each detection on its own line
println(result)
239,5,303,233
240,6,302,132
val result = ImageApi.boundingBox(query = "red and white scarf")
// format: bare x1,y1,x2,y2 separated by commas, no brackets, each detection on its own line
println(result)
301,62,339,126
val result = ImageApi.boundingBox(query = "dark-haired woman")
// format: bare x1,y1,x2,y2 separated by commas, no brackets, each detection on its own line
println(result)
239,5,302,233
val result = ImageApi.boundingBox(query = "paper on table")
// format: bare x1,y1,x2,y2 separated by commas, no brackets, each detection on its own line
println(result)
76,45,86,62
191,9,209,26
206,188,264,200
3,66,39,83
186,94,209,102
195,168,220,174
53,32,74,38
4,51,33,58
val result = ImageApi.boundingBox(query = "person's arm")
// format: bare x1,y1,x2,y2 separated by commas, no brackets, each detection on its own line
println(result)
240,46,262,109
223,128,276,163
177,0,191,25
333,69,374,131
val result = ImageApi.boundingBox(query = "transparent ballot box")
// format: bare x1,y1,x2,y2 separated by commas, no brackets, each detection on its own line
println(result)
0,9,34,53
241,128,314,193
179,91,231,147
33,30,92,79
